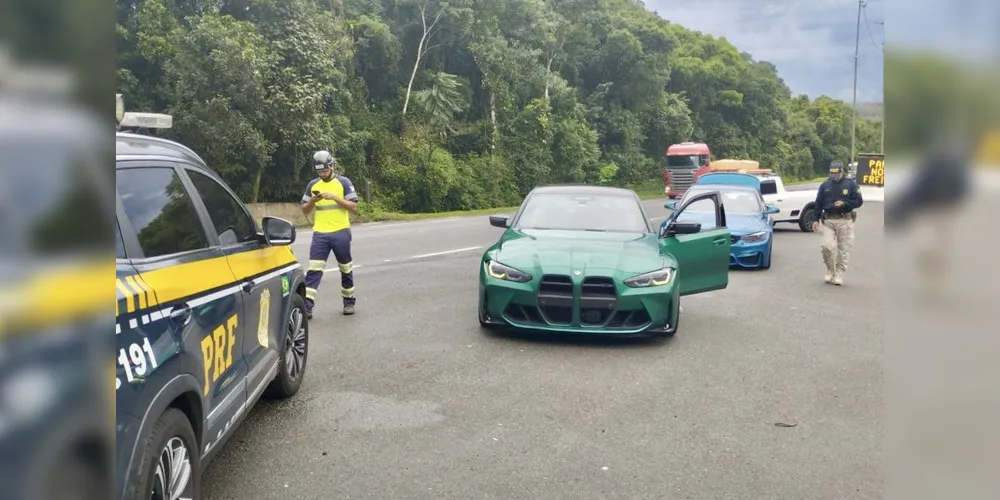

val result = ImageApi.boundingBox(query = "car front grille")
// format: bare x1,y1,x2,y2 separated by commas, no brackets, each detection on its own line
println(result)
579,277,617,326
504,275,653,330
537,275,574,324
669,170,695,191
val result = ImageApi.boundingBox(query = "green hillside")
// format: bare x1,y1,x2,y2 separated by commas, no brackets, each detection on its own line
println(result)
116,0,884,213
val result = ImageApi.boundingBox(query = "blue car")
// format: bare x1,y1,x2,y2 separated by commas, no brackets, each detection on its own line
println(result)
663,183,777,270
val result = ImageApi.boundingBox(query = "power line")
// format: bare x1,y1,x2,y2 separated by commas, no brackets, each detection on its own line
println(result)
861,2,883,52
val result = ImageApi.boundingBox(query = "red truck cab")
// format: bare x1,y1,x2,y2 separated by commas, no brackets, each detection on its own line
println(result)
664,142,712,198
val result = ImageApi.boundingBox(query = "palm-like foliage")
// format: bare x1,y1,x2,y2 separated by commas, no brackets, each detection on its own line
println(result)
412,71,467,137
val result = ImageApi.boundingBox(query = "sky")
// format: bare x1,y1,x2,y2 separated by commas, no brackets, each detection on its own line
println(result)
646,0,886,103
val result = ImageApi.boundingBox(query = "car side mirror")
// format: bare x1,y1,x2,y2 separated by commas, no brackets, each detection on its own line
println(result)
764,204,780,214
664,201,678,210
489,215,509,228
661,221,701,237
261,216,295,245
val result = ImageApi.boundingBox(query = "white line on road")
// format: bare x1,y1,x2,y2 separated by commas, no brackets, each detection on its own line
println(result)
316,247,480,273
411,246,483,260
323,264,363,273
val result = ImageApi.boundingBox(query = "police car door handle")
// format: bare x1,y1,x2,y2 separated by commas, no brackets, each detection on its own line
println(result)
169,304,192,326
242,279,255,294
712,236,727,246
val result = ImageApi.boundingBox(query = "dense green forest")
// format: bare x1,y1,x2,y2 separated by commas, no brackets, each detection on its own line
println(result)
116,0,884,213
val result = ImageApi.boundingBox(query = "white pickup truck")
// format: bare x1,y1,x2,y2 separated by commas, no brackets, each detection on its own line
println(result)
755,173,820,232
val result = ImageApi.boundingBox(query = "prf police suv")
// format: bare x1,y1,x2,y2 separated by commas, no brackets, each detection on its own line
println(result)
115,108,309,500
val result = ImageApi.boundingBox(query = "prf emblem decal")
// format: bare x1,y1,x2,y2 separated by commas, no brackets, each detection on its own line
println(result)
842,188,849,195
281,275,290,295
257,289,271,348
574,270,582,276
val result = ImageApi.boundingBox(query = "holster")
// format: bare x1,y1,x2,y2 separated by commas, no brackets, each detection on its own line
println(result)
850,211,857,222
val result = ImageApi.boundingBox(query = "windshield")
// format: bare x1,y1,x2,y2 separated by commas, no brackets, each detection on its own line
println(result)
681,188,762,214
665,154,707,169
0,141,112,257
514,193,650,233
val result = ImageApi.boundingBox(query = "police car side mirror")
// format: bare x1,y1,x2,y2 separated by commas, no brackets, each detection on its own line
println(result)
261,217,296,246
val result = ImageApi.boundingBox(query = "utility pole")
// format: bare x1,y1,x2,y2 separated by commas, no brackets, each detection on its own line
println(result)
880,111,885,153
850,0,863,163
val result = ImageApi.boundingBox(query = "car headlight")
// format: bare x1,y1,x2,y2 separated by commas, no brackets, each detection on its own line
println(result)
624,268,674,288
485,260,532,283
741,231,769,243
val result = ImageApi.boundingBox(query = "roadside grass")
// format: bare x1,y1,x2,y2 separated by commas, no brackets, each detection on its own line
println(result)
350,181,667,224
786,176,826,185
346,176,825,225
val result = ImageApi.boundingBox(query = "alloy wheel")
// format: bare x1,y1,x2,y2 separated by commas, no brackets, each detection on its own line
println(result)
285,307,307,382
150,437,192,500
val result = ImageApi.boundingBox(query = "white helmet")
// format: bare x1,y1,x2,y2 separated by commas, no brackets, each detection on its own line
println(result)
313,150,336,170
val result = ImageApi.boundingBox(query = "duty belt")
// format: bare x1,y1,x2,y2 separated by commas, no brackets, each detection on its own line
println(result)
825,212,851,219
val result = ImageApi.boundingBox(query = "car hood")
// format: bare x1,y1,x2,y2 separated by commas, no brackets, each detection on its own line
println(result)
491,229,672,277
670,211,769,235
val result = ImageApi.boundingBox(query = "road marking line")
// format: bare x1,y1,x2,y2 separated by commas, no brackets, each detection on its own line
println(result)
323,264,362,273
411,246,482,259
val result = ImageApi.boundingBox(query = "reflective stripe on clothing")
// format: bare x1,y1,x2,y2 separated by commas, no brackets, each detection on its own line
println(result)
303,229,356,307
301,175,359,233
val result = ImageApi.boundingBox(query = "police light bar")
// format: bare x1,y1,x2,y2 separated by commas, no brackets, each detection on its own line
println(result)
119,112,173,129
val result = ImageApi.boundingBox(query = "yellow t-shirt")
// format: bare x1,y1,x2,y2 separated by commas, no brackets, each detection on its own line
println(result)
301,175,359,233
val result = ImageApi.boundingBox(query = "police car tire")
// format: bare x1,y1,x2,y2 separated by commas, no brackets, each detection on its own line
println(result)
132,408,200,500
265,293,309,399
799,205,816,232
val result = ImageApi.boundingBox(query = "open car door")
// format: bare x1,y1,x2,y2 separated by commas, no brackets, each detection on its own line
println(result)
658,191,730,296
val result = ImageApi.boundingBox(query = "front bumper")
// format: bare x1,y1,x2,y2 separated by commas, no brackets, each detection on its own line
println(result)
480,273,679,336
729,235,770,269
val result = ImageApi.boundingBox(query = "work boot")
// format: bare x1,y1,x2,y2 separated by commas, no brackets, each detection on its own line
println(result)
305,300,314,320
832,275,843,286
343,303,355,315
824,272,834,284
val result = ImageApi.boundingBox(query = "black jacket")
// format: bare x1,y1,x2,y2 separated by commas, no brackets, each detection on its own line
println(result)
814,178,864,220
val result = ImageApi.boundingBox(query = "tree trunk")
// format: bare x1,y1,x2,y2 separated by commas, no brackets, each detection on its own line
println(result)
402,3,441,118
489,90,497,151
251,164,264,204
544,55,554,101
401,32,426,117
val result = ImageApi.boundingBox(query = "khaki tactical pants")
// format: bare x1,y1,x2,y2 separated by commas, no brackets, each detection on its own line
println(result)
821,218,855,275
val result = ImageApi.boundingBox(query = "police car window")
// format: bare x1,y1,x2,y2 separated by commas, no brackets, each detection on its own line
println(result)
116,167,210,258
760,181,778,195
1,141,111,256
115,219,126,259
186,169,257,245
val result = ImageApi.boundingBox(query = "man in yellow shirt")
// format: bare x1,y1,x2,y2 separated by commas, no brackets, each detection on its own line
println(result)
300,151,359,317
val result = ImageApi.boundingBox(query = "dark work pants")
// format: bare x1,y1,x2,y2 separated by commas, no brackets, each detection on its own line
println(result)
304,229,355,309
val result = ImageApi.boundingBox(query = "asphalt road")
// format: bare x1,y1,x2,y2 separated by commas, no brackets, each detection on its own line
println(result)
203,197,883,500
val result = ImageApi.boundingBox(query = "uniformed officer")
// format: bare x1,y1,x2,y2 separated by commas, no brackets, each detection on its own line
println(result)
811,161,864,285
300,151,360,317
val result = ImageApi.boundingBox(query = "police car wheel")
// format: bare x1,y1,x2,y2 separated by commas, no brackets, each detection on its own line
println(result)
265,293,309,399
134,408,200,500
799,206,816,232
